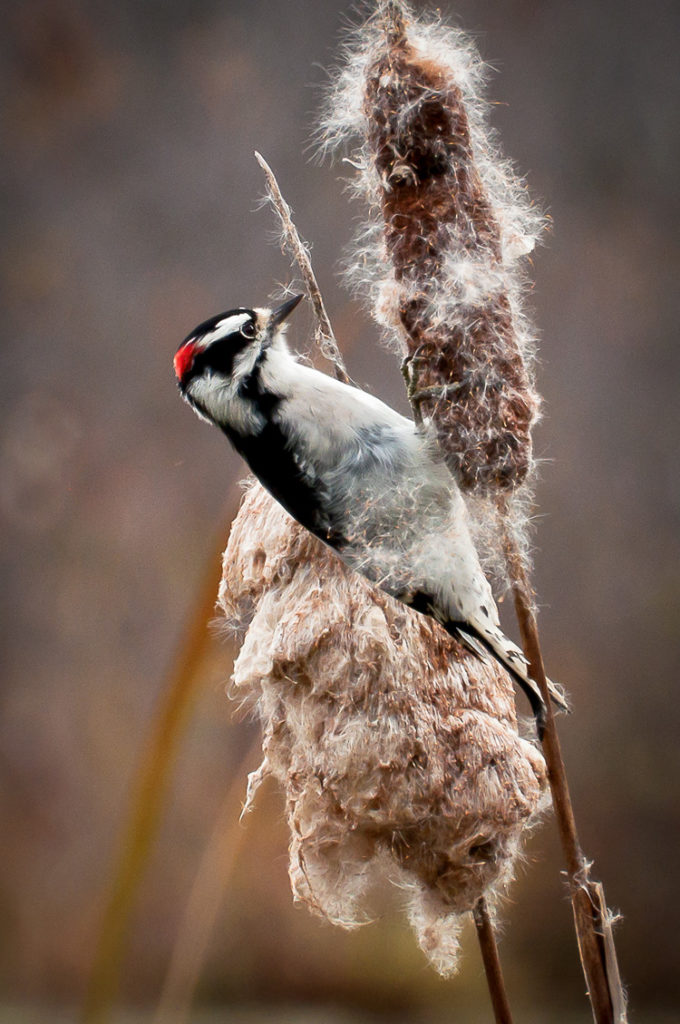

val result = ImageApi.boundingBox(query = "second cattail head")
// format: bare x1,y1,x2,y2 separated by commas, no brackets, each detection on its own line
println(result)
321,0,545,494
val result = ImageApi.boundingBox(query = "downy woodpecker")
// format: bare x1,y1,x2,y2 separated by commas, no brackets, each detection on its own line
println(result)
174,294,566,734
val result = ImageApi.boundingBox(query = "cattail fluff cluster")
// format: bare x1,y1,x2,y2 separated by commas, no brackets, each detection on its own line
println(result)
219,482,547,975
319,0,545,563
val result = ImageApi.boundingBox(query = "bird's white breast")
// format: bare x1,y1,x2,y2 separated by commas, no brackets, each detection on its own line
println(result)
260,346,414,464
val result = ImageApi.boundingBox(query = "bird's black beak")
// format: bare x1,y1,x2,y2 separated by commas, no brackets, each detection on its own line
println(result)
269,293,304,329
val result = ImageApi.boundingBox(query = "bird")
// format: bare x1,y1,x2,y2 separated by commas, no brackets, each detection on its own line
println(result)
174,293,567,735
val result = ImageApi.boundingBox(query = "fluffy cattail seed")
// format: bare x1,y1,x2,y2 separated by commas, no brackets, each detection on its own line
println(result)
218,482,547,975
321,0,544,492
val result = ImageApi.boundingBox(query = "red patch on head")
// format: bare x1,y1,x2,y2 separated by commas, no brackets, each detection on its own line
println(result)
174,341,196,382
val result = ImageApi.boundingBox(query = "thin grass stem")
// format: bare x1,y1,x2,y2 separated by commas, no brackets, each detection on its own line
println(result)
254,151,350,384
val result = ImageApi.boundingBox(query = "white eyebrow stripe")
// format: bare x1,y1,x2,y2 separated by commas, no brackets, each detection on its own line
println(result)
195,312,251,349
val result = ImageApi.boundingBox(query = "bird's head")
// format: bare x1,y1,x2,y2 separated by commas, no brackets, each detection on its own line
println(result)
174,294,303,402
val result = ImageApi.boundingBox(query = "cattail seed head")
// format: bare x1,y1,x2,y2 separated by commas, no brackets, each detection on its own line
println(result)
320,0,545,493
219,482,548,974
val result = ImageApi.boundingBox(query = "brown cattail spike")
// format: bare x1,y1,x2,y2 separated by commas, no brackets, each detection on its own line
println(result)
364,29,540,490
380,0,407,45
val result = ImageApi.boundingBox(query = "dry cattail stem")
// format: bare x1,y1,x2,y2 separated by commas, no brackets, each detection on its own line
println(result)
473,897,514,1024
232,147,525,999
218,481,548,976
503,516,627,1023
255,151,350,385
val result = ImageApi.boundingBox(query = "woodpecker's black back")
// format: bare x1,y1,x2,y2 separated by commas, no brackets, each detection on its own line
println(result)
221,367,343,546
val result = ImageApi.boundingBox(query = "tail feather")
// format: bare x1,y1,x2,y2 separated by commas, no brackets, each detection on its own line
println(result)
458,614,568,710
400,590,568,738
453,623,547,736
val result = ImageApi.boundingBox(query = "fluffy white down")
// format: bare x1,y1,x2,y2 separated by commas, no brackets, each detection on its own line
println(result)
218,481,549,975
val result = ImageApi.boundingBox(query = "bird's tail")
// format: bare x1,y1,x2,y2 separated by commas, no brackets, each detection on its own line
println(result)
447,620,569,739
399,590,567,738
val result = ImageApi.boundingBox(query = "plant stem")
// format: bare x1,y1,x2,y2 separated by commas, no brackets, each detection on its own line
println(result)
501,512,627,1024
473,898,514,1024
255,152,350,385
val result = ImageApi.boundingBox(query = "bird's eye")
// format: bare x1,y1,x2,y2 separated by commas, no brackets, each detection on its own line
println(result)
241,321,256,339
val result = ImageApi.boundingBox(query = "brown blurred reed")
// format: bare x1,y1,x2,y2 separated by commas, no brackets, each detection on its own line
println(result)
82,514,236,1024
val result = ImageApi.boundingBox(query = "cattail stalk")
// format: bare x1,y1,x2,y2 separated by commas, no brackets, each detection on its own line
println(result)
322,1,543,498
503,514,626,1022
473,897,514,1024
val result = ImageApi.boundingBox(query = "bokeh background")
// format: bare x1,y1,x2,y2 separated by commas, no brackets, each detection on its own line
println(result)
1,0,679,1020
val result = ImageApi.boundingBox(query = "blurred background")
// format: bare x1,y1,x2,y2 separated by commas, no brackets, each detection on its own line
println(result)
1,0,678,1020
